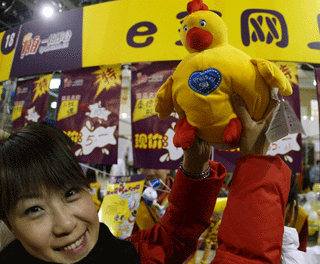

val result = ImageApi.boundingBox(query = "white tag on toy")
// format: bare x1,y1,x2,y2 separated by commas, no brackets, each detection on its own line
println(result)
271,87,279,101
266,100,305,143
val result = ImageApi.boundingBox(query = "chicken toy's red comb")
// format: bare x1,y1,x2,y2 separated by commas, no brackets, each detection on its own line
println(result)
187,0,209,14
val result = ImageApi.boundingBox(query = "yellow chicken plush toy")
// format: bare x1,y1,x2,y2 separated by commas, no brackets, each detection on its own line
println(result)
155,0,292,150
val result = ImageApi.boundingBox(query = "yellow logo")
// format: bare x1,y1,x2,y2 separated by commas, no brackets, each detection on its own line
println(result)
93,65,122,98
32,74,52,103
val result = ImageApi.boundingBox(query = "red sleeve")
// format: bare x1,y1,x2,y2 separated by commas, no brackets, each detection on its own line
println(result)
127,160,226,264
212,155,291,264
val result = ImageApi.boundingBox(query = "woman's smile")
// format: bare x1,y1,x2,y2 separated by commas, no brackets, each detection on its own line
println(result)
54,229,88,255
7,189,100,263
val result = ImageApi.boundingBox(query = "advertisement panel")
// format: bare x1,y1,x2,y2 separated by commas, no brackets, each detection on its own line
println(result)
12,74,52,131
82,0,320,67
131,61,183,169
56,65,121,164
10,8,83,78
99,173,146,239
1,0,320,82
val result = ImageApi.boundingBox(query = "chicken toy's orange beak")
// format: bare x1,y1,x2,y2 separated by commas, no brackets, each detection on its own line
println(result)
186,27,213,51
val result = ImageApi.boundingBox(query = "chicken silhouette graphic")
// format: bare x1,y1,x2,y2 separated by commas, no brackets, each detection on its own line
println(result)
155,0,292,150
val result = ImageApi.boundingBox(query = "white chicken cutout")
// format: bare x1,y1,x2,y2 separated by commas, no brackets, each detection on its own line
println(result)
75,120,117,156
25,106,40,122
159,121,184,162
266,133,300,164
85,101,112,123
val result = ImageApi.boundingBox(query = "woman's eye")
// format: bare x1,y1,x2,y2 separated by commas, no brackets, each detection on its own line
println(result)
24,206,42,216
65,188,80,200
183,25,188,32
200,19,206,27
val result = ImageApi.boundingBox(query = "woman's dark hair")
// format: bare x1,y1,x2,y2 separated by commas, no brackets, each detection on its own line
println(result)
0,123,90,220
27,121,75,148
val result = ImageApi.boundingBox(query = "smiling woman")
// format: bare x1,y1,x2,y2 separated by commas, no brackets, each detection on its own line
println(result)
0,124,100,263
0,123,141,263
0,124,89,220
0,116,230,264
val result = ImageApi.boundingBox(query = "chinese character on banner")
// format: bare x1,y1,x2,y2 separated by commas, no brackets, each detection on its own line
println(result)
12,74,52,131
56,65,122,165
131,61,183,169
214,62,302,173
241,9,288,48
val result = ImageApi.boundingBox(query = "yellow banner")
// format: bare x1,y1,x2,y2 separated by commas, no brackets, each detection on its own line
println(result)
0,31,17,81
132,98,157,122
57,100,79,121
83,0,320,67
11,104,23,121
1,0,320,83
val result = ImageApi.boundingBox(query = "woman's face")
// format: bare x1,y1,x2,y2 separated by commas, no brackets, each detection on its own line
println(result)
5,187,99,263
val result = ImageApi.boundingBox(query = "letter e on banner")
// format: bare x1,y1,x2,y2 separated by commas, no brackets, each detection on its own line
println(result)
127,22,157,48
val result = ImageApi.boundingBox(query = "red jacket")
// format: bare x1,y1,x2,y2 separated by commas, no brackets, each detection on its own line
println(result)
212,155,291,264
127,160,226,264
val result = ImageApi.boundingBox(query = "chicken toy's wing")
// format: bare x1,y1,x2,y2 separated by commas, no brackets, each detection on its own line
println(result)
155,76,174,120
251,58,292,96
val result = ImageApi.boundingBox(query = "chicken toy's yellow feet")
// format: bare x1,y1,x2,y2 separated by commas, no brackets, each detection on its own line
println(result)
223,118,242,148
173,117,197,150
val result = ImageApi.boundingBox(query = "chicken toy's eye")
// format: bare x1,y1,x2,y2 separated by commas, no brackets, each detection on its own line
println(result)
199,19,206,27
183,25,188,32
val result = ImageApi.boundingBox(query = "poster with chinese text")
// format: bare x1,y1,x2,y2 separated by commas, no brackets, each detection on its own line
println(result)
56,65,121,164
99,174,146,239
131,61,183,169
214,62,302,173
12,74,52,131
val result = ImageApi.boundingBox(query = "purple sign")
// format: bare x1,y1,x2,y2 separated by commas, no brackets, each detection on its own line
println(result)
12,74,52,131
10,8,82,78
131,61,183,169
56,65,122,165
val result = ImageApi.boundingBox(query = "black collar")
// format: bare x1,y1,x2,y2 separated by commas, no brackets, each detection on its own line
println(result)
1,223,140,264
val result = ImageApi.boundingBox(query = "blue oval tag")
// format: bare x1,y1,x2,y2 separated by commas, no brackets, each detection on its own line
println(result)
188,68,222,96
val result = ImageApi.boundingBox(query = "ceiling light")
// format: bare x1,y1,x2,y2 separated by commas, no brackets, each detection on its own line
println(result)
51,102,57,109
43,6,54,18
50,78,61,89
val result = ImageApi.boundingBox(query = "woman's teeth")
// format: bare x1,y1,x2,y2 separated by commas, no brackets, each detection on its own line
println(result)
62,234,85,251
